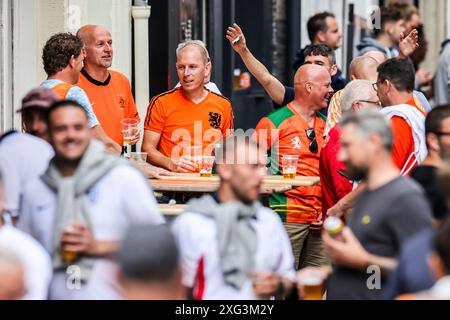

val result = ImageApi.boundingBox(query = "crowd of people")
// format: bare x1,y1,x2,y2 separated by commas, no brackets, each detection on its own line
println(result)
1,2,450,300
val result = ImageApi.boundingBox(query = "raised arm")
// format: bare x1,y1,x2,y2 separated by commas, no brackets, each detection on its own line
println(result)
226,23,286,106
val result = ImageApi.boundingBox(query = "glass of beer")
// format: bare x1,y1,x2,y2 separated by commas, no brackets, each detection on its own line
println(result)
199,156,215,177
184,146,203,172
121,118,139,157
61,224,80,264
282,155,299,179
297,273,325,300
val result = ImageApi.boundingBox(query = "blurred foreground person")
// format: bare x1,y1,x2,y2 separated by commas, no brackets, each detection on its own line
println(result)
0,88,57,219
298,110,431,300
0,171,52,300
18,100,164,299
0,247,25,300
172,134,295,299
118,224,184,300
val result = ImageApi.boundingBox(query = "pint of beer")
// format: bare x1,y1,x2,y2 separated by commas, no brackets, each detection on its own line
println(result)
61,248,79,264
61,224,80,264
281,155,299,179
297,275,324,300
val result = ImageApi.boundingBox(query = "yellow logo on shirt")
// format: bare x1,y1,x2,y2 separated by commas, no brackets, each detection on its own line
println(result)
361,215,371,225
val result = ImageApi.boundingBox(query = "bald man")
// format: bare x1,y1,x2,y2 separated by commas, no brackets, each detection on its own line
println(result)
325,56,379,136
363,50,388,64
77,25,140,148
254,64,333,270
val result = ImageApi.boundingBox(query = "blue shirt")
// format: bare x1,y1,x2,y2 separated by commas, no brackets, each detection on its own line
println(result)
383,228,435,299
40,80,100,128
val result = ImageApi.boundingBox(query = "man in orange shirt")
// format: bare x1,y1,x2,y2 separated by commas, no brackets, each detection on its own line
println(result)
376,58,427,175
254,64,334,269
76,25,140,147
142,40,234,172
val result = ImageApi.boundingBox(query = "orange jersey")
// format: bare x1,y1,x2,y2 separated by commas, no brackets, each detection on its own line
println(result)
254,104,325,224
77,69,139,145
144,88,234,159
390,99,426,175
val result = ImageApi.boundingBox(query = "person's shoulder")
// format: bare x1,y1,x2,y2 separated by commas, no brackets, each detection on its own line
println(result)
264,105,296,128
1,132,51,151
394,176,424,193
209,91,232,106
149,88,180,105
0,226,49,257
109,70,131,84
172,211,215,235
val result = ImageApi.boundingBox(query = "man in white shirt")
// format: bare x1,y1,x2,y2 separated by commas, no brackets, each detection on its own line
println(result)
0,171,52,300
18,100,164,299
172,134,296,300
0,88,57,220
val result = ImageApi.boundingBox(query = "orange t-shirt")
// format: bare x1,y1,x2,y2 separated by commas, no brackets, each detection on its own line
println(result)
144,88,234,159
254,103,325,224
77,69,139,145
390,99,426,175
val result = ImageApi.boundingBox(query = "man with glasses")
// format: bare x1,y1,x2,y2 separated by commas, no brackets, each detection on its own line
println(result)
254,64,334,270
375,58,427,176
320,80,381,217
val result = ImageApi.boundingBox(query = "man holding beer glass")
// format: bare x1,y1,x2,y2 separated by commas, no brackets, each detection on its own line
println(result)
254,64,333,270
18,100,164,299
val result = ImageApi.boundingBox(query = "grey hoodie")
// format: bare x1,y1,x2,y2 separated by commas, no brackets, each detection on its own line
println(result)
357,37,398,59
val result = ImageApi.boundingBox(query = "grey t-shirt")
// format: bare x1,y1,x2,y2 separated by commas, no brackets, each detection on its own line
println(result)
327,177,432,300
434,41,450,105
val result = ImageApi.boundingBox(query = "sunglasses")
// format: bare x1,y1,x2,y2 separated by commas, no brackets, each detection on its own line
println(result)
305,128,319,153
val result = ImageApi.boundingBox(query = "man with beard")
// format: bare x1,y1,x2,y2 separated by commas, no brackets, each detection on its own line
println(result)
298,110,431,300
18,100,164,299
172,134,295,299
0,88,57,220
254,64,334,270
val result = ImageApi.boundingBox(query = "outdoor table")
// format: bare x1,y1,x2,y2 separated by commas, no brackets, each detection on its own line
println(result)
150,174,319,195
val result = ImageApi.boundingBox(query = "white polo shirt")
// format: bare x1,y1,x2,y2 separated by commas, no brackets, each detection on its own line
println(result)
172,206,296,300
0,132,54,217
0,224,52,300
18,164,164,300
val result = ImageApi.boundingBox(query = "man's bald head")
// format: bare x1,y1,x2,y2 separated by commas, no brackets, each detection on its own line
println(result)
294,64,330,85
349,56,379,81
362,51,387,65
294,64,333,110
77,25,113,69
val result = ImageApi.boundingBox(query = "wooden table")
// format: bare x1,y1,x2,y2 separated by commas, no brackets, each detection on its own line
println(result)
159,204,187,216
150,174,319,195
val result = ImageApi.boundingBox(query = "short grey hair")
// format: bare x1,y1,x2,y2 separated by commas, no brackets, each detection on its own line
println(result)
340,109,393,151
340,80,376,113
176,40,210,64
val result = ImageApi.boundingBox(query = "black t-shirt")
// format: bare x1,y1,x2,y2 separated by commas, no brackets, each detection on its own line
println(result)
410,165,448,220
327,177,432,300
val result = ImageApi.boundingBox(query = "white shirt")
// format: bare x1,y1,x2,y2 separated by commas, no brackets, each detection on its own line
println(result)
18,164,165,300
0,224,52,300
172,206,296,300
0,132,54,216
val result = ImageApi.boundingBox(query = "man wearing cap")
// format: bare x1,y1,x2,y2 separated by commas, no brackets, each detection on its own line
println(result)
0,87,57,219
